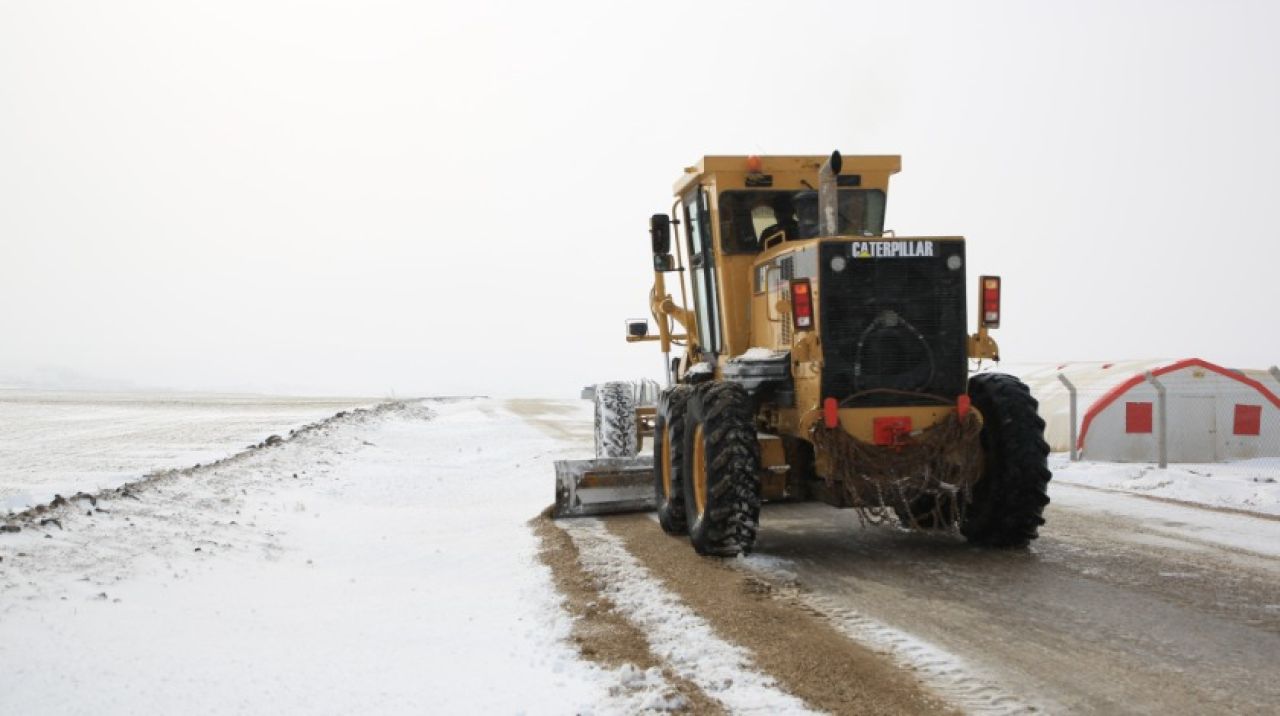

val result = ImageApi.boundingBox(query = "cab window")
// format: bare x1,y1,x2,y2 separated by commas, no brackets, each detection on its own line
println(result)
719,189,888,252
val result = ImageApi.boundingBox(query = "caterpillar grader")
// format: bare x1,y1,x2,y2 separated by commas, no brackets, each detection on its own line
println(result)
554,152,1051,556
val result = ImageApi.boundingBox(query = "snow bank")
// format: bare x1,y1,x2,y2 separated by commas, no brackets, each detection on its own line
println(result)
0,389,377,512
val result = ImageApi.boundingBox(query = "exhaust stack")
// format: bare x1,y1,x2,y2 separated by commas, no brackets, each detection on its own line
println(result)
819,150,843,236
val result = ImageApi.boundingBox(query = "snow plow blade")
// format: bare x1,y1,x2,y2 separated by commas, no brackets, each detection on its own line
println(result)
553,456,655,518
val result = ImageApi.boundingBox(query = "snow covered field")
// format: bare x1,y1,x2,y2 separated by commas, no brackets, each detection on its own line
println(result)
0,389,377,512
0,398,702,714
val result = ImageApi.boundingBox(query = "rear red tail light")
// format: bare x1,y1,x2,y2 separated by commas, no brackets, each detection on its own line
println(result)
790,279,813,331
979,275,1001,328
823,397,839,428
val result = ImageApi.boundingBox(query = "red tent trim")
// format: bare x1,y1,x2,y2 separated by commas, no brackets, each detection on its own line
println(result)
1076,358,1280,451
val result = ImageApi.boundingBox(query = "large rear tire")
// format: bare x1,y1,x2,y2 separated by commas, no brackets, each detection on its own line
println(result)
961,373,1052,547
653,385,693,535
593,381,638,458
680,383,762,556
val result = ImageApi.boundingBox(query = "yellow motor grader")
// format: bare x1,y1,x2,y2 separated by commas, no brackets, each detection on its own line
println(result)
554,152,1051,556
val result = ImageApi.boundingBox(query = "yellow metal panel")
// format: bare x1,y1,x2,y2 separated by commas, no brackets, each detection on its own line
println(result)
717,251,757,358
832,406,957,443
692,423,708,517
761,471,787,501
758,435,788,501
758,434,787,468
768,405,960,444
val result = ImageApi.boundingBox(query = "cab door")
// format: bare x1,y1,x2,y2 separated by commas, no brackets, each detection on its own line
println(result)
683,188,722,359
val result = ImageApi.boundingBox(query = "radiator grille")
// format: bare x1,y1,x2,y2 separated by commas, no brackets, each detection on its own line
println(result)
778,256,795,344
818,241,968,406
779,257,795,281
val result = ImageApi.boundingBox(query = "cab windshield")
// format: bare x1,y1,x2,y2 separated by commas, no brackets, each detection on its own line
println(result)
718,189,887,254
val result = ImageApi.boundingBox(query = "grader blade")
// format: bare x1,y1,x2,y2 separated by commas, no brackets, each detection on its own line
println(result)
553,456,655,518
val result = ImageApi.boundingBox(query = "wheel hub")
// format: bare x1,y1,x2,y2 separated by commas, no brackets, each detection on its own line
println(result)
692,424,708,517
661,428,673,498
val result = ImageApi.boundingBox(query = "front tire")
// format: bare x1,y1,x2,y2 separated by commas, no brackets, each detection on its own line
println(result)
593,381,637,458
961,373,1052,547
654,385,693,535
680,383,762,556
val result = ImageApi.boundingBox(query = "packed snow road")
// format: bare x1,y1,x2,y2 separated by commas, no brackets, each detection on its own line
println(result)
3,396,1278,714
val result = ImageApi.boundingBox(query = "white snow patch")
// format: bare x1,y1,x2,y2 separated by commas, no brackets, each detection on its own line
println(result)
1051,454,1280,517
736,348,789,362
686,362,714,376
1049,481,1280,560
739,555,1046,716
563,519,820,715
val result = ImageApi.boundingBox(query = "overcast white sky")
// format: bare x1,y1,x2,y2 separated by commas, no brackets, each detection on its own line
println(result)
1,1,1277,398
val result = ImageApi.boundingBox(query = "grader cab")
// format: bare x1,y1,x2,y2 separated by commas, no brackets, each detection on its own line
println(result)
555,152,1051,557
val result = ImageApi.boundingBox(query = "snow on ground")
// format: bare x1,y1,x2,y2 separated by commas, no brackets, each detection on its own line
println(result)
8,388,1280,714
563,519,819,715
0,388,379,513
1051,453,1280,517
1049,481,1280,560
0,398,675,715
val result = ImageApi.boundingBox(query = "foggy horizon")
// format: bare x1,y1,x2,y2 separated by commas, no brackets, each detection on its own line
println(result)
3,1,1278,398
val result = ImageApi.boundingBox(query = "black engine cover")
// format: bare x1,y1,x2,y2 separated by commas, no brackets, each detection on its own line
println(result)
818,240,968,406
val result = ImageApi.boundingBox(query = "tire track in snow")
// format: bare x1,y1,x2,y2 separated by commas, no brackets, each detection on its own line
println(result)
739,556,1048,716
562,519,821,715
532,513,725,714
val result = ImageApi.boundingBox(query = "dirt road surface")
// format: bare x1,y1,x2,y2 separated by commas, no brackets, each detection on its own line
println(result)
517,399,1280,715
733,493,1280,714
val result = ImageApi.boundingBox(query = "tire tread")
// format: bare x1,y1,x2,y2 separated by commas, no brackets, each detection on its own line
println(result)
962,373,1052,548
682,383,762,556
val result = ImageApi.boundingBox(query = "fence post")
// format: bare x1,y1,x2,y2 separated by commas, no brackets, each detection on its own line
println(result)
1143,371,1168,469
1058,373,1079,461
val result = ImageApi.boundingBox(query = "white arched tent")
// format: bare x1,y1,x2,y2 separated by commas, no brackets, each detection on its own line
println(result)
983,359,1280,462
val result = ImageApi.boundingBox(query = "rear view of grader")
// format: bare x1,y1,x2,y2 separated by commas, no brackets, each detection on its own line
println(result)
555,152,1051,556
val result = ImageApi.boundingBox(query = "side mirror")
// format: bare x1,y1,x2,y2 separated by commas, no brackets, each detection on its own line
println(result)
649,214,671,255
626,319,649,338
